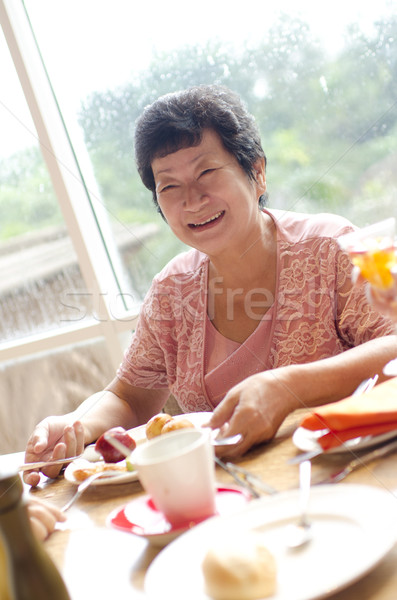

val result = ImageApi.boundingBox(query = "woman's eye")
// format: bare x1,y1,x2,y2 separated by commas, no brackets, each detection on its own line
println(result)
199,168,215,178
160,184,176,193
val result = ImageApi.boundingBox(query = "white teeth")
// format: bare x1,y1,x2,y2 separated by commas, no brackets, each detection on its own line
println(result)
193,211,223,227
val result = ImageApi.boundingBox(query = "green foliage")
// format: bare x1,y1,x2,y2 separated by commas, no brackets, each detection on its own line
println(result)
76,13,397,228
1,12,397,283
0,147,62,240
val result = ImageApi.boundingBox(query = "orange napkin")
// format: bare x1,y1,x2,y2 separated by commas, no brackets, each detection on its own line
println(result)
300,377,397,450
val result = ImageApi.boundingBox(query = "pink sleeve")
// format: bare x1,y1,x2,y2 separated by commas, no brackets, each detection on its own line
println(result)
117,282,170,389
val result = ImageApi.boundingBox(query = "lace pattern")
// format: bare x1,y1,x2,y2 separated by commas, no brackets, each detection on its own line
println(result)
117,211,395,412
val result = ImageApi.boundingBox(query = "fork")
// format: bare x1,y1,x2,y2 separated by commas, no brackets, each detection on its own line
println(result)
316,436,397,485
61,470,121,511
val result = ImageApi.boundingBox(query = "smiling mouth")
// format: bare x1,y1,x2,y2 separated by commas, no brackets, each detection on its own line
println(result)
189,211,225,228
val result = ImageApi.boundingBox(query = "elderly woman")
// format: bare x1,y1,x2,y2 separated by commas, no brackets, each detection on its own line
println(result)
24,85,397,486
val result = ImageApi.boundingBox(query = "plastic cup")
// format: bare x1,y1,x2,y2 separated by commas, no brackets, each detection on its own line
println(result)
132,428,216,528
338,218,397,290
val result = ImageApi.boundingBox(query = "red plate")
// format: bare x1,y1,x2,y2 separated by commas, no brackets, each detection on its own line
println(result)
107,485,251,547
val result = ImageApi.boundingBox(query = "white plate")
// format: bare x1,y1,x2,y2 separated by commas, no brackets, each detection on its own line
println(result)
64,458,138,486
293,426,397,455
64,412,212,486
145,484,397,600
127,411,212,445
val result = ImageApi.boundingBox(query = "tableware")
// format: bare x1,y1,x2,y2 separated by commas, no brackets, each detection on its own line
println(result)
61,469,123,511
18,454,82,472
133,428,216,528
127,411,213,445
212,432,243,446
290,375,378,464
215,457,277,497
105,430,243,461
145,484,397,600
64,412,214,487
292,425,397,458
338,217,396,290
316,436,397,485
108,485,251,547
286,461,312,550
64,459,138,486
383,357,397,376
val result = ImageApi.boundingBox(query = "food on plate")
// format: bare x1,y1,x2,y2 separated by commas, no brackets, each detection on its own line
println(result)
160,417,195,434
72,461,129,482
95,427,136,463
145,413,195,439
202,532,277,600
145,413,173,439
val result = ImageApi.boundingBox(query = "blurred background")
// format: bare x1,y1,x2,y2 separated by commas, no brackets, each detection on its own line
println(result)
0,0,396,452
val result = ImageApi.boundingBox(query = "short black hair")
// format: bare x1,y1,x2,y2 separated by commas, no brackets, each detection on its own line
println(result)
134,84,267,212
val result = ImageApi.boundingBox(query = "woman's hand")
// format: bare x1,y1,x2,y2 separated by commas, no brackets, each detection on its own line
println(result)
207,369,299,458
367,278,397,323
353,265,397,324
27,497,66,541
23,418,85,487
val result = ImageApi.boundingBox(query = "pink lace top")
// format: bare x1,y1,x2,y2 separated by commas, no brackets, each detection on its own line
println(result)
117,209,395,412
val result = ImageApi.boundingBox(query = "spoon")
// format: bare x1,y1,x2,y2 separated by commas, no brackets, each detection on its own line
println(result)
61,470,121,511
383,358,397,376
286,460,312,550
211,432,243,446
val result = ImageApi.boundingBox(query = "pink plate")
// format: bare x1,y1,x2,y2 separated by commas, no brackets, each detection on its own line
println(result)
107,485,251,547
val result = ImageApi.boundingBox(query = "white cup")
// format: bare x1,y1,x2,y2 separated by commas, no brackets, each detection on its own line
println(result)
133,428,216,528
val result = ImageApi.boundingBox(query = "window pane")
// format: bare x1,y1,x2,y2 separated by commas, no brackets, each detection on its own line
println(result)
23,0,397,310
0,26,94,343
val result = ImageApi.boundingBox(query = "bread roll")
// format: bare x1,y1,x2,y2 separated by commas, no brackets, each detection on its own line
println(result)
202,533,277,600
161,417,195,434
145,413,172,439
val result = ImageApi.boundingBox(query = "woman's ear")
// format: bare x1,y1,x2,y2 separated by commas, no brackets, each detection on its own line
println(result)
253,158,266,192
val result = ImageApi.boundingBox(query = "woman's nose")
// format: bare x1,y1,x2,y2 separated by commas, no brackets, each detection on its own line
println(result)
183,182,208,210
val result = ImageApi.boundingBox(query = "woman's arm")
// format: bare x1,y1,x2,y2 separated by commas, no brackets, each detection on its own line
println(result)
24,379,169,487
209,334,397,457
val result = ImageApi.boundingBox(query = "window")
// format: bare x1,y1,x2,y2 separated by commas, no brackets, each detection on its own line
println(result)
0,0,396,451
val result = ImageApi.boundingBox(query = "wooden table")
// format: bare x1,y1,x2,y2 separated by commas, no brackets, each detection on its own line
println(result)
2,410,397,599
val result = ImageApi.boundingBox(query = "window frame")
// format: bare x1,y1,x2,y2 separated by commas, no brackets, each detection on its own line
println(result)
0,0,138,369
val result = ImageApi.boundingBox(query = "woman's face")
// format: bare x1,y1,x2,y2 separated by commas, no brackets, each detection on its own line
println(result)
152,129,266,260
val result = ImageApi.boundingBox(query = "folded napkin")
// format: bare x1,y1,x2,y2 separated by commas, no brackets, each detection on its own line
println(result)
300,377,397,450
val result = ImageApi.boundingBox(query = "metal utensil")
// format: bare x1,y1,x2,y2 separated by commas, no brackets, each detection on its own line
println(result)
211,432,243,446
18,455,82,472
61,470,121,511
316,436,397,485
383,358,397,376
286,460,312,549
214,457,260,498
289,375,379,465
224,462,277,495
214,457,277,497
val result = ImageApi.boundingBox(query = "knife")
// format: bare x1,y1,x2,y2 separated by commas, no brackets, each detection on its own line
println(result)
18,455,82,471
316,437,397,485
